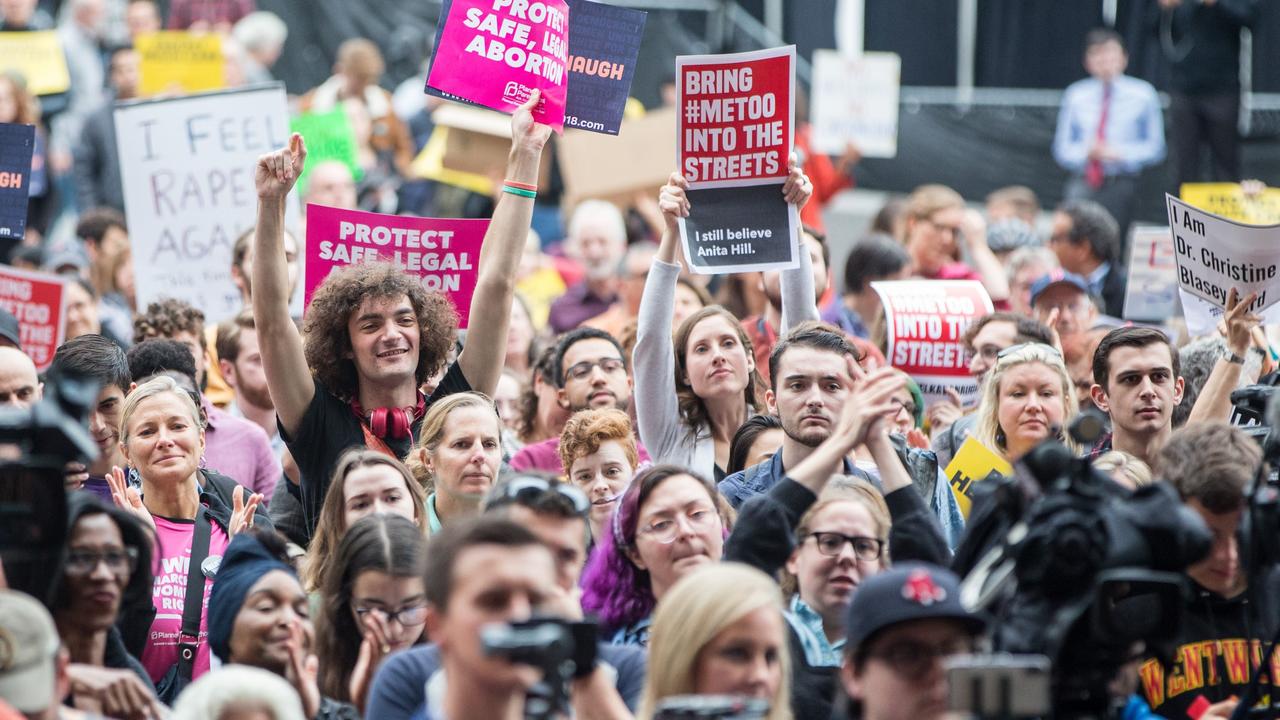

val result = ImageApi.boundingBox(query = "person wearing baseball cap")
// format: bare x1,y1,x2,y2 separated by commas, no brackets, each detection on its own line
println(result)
838,562,985,720
1029,269,1099,341
0,591,70,719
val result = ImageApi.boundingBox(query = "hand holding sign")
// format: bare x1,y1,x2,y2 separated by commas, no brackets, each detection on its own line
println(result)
1219,288,1261,357
658,172,691,234
511,89,553,158
781,153,813,208
256,133,307,201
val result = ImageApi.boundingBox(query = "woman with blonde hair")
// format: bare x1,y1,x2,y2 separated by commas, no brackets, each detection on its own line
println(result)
104,375,266,698
303,448,426,591
972,343,1079,462
640,563,792,720
408,390,503,532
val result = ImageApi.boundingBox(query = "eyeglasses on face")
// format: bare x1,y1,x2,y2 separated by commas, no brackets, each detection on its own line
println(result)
564,358,626,383
65,547,139,576
353,603,428,626
804,532,884,562
638,506,719,544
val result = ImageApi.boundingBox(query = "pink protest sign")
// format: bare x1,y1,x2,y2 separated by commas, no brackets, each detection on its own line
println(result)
304,204,489,328
426,0,570,131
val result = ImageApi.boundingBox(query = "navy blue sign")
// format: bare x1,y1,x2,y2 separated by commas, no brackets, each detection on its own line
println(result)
0,123,35,240
426,0,645,136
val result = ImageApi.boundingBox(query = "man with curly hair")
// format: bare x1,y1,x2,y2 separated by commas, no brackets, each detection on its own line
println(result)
252,93,553,535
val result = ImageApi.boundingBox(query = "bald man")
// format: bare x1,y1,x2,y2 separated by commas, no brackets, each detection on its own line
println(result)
0,347,42,408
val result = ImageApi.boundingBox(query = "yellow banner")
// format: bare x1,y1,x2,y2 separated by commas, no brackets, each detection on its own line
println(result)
1180,183,1280,226
136,31,224,96
943,436,1012,518
0,31,71,96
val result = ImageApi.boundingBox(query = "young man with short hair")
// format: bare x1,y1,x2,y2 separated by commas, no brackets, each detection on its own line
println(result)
719,323,891,508
216,310,281,455
1089,326,1184,465
371,516,627,720
49,334,130,499
367,480,643,720
509,327,649,474
253,95,551,534
1139,422,1274,720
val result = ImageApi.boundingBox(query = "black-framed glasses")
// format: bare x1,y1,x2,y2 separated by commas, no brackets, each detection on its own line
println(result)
804,532,884,562
996,342,1062,361
494,477,591,517
564,357,626,382
866,636,972,676
353,603,428,627
65,547,139,576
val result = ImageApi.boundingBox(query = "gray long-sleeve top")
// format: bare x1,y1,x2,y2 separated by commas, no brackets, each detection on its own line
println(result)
633,246,818,477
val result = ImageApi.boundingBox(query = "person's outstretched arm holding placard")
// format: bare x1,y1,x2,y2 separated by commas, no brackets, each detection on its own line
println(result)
634,166,811,478
251,92,552,532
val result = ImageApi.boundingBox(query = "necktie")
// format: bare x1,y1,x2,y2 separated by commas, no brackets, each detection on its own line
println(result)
1086,82,1111,190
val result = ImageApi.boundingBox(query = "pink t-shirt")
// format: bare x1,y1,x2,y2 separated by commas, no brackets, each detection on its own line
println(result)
141,515,230,684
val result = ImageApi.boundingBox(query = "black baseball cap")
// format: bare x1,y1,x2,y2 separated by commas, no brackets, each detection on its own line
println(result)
844,562,985,651
0,307,20,349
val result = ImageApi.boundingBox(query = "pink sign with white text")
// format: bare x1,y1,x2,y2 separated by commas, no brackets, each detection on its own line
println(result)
304,204,489,328
426,0,570,131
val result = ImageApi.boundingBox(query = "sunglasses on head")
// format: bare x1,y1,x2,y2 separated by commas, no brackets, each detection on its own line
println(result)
493,476,591,517
996,342,1062,361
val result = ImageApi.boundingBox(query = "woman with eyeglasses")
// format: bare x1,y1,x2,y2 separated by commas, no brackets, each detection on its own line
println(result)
633,165,810,481
315,514,428,714
721,364,951,719
899,184,1009,303
972,342,1079,463
304,449,426,592
408,391,505,532
48,494,164,719
105,375,267,699
581,464,736,647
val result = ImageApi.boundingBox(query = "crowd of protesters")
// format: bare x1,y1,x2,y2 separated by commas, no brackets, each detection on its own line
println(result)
0,1,1275,719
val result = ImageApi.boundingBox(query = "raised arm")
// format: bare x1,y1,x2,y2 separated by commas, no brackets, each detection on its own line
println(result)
253,133,314,438
456,92,552,397
633,174,689,461
1187,289,1261,425
778,156,819,333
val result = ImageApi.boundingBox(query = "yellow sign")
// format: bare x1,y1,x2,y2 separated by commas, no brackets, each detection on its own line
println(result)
943,436,1012,518
1180,183,1280,226
136,31,224,96
0,31,71,96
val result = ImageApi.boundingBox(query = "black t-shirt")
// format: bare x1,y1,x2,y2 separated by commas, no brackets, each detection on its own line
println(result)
281,362,472,535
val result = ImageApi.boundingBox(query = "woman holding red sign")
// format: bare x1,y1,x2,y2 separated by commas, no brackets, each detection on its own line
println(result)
633,162,812,482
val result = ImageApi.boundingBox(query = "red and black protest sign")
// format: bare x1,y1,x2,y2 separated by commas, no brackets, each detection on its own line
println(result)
0,266,67,370
675,46,797,274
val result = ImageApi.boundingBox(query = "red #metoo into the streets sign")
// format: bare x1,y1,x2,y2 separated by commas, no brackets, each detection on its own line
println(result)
0,266,66,370
677,46,794,189
872,280,993,408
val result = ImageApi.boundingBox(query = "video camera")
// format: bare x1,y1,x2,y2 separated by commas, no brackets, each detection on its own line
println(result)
480,616,601,720
955,412,1213,719
0,366,100,600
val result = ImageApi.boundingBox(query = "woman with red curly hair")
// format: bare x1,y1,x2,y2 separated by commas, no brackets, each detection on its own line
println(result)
249,93,553,537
